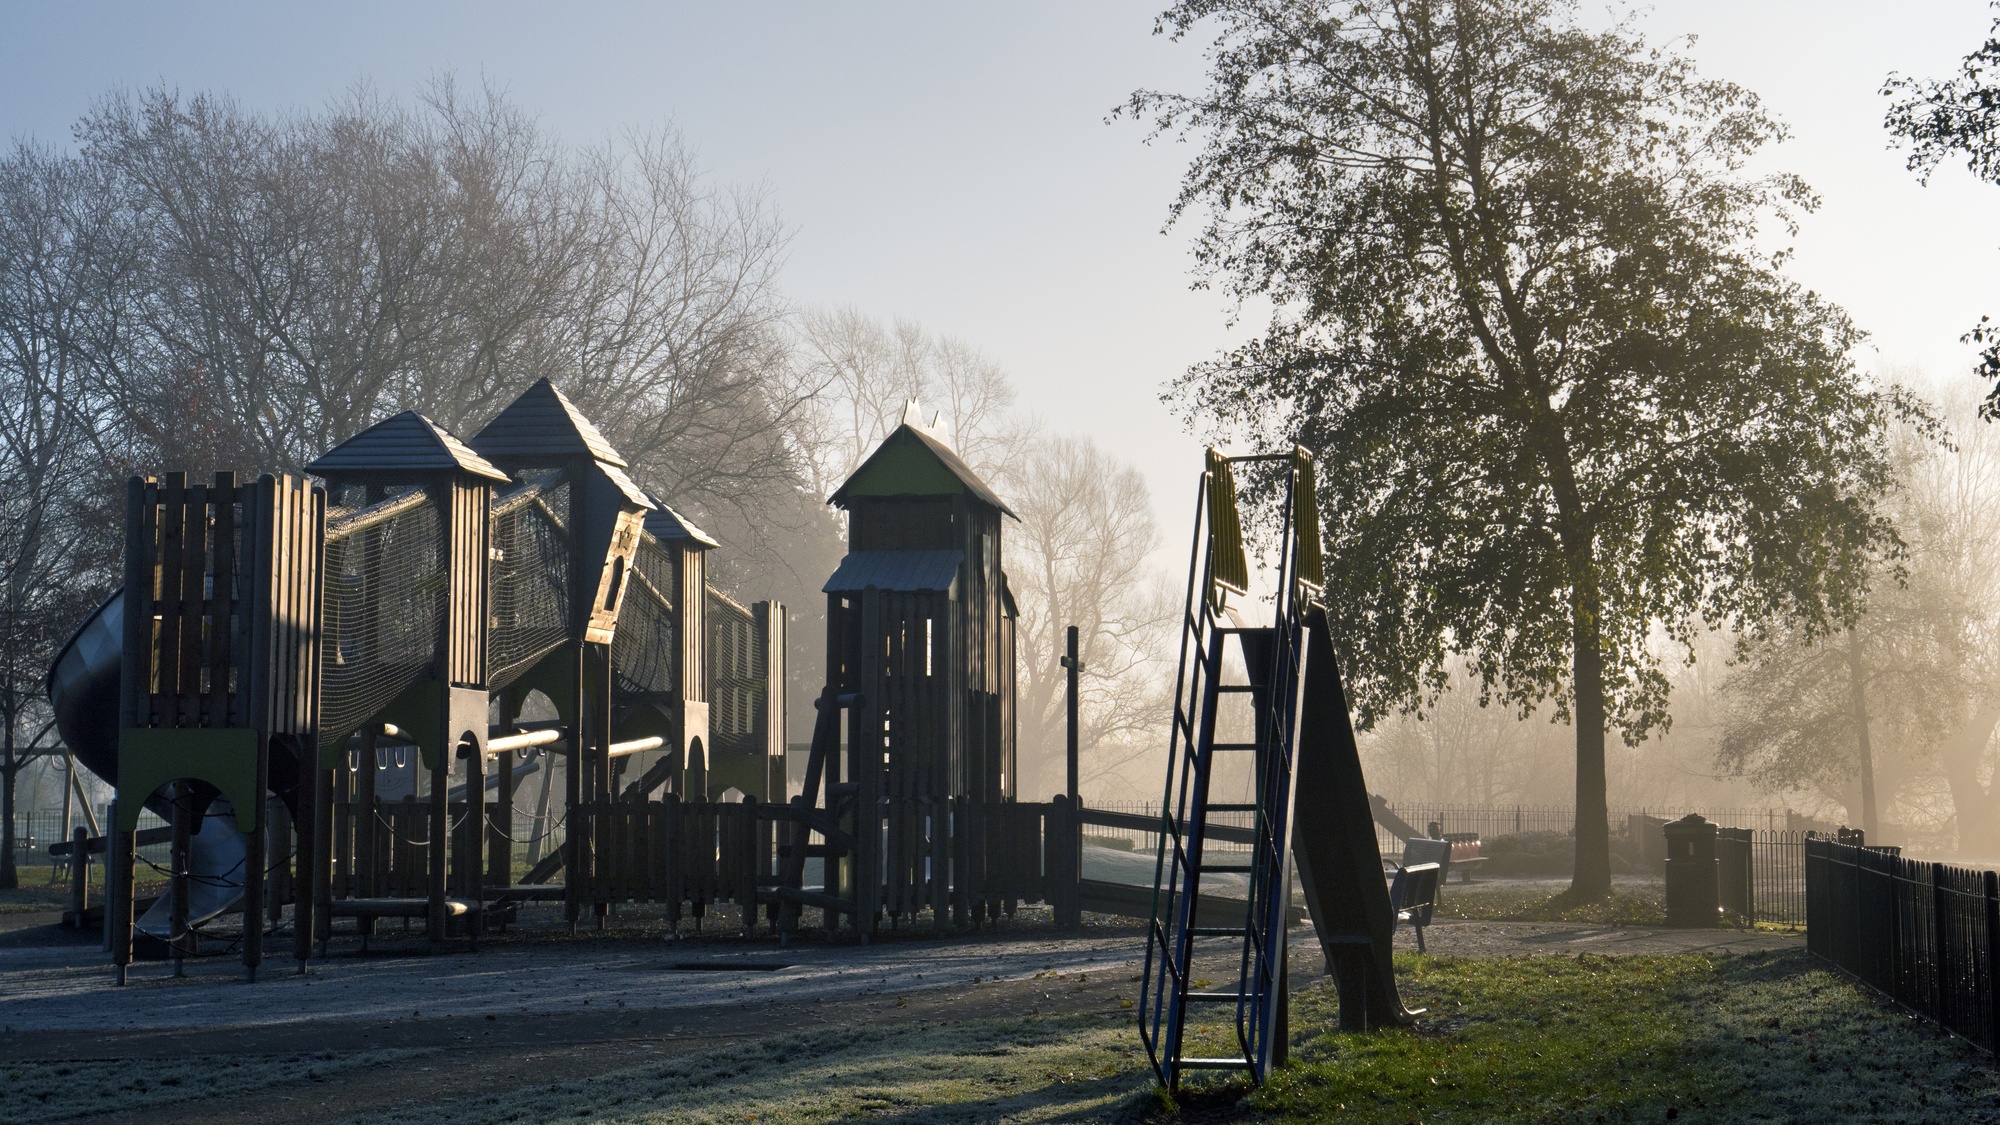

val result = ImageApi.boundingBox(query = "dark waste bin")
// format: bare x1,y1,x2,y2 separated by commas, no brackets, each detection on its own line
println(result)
1663,814,1719,928
1715,827,1752,922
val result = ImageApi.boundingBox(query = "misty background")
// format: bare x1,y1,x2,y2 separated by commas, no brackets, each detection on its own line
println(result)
7,3,2000,869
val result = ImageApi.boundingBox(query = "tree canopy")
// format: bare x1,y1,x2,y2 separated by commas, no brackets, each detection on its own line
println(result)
1884,13,2000,420
1130,0,1913,895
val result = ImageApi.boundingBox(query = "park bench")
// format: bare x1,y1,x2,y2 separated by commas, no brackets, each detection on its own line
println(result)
1388,861,1443,953
1386,837,1452,952
1442,832,1487,882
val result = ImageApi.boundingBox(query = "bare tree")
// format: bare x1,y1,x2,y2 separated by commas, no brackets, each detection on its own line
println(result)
789,307,1019,497
0,143,128,885
995,434,1176,802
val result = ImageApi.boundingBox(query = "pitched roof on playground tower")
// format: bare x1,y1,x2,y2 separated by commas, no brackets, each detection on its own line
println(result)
470,377,630,468
305,410,510,482
827,402,1015,518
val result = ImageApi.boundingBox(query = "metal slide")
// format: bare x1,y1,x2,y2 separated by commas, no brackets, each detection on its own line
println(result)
1139,450,1318,1090
45,590,249,935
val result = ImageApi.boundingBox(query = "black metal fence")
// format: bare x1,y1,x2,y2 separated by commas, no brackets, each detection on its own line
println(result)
1806,838,1999,1053
1750,831,1809,926
1370,803,1821,858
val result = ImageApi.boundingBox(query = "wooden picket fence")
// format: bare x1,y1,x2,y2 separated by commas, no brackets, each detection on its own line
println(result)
325,792,1085,934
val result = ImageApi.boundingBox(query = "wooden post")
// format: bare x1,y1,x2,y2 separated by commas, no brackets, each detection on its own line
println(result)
427,758,448,945
594,644,613,931
242,788,267,982
855,586,882,938
355,731,379,942
566,646,585,932
70,827,88,930
490,748,516,897
169,781,192,976
304,755,329,966
110,803,134,985
1062,625,1081,807
461,736,484,939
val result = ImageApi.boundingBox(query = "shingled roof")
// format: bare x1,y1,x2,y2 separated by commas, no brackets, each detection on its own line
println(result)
827,422,1015,518
469,378,630,468
643,494,719,549
305,410,510,482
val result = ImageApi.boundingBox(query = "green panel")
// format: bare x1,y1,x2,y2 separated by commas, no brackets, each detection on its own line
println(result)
837,434,968,500
504,646,579,730
379,680,449,773
118,728,263,833
1206,449,1249,596
1292,448,1325,591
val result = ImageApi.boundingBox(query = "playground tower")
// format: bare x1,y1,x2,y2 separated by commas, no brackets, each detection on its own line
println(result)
816,403,1018,927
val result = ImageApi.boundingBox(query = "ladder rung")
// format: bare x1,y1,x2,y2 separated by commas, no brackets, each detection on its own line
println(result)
1187,926,1247,937
1206,803,1260,812
1203,864,1255,873
1211,742,1258,751
1177,1057,1254,1070
1184,991,1246,1002
1215,684,1263,693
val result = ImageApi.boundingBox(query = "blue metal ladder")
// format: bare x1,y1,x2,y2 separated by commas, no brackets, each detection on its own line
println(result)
1139,449,1322,1090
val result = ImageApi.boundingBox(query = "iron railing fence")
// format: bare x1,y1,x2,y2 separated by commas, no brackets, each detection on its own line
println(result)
1806,838,1998,1053
1368,803,1824,858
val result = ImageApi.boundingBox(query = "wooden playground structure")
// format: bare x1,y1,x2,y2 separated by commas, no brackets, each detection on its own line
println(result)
51,385,1101,981
51,388,1411,1085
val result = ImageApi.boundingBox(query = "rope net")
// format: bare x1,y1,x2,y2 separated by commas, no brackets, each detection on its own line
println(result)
488,472,573,692
611,532,678,696
321,488,445,746
706,585,765,759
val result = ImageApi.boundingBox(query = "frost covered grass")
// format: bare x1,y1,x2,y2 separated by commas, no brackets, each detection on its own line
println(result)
0,1048,429,1123
310,950,2000,1124
1242,950,1998,1124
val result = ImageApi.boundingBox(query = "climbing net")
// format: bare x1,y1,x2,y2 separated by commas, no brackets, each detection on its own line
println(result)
321,488,445,746
488,471,573,692
706,585,765,758
611,531,678,697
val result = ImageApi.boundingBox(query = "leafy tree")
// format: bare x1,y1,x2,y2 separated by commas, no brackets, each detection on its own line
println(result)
1719,389,2000,851
1129,0,1912,897
1884,16,2000,420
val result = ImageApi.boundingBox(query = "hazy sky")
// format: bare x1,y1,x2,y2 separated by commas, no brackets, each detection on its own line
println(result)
4,2,1998,539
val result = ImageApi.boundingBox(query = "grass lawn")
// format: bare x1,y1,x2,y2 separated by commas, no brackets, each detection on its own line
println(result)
1432,881,1669,926
1245,949,1997,1124
237,950,1990,1124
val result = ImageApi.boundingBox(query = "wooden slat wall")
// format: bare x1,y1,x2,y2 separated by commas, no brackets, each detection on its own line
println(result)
448,480,490,687
123,472,262,733
246,473,324,739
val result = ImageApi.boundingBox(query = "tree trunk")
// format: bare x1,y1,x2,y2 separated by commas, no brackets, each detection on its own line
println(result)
1936,698,2000,859
1,712,16,890
1849,629,1877,839
1569,587,1612,899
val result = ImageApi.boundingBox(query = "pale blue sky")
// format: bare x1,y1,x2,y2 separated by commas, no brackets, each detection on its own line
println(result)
3,2,1996,533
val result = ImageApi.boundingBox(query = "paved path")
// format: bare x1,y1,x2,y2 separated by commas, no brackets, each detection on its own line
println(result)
2,906,1800,1044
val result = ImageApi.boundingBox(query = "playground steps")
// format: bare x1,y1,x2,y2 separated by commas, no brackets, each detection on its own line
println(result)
1140,450,1317,1092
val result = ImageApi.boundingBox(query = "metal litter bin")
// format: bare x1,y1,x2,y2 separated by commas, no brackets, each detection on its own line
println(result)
1715,827,1752,922
1662,814,1718,928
